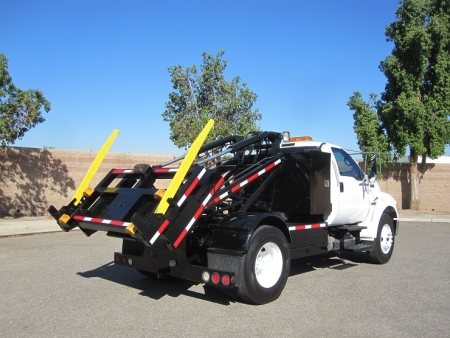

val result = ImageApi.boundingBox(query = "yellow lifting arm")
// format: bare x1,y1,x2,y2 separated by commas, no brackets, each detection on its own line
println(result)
155,119,214,215
72,129,119,206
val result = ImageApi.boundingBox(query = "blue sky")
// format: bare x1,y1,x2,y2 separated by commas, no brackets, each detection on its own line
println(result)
5,0,442,156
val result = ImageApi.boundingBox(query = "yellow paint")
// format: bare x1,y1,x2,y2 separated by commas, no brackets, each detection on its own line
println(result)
154,189,166,200
72,129,119,205
83,187,95,198
125,223,138,235
104,188,118,193
59,214,71,225
155,119,214,215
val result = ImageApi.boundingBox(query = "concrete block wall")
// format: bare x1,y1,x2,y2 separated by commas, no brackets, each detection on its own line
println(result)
416,164,450,213
0,147,177,217
1,147,449,216
377,163,450,213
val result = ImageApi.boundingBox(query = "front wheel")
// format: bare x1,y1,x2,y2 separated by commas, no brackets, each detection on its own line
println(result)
368,213,395,264
238,225,290,304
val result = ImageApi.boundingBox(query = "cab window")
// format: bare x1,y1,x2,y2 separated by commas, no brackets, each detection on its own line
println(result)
331,147,364,180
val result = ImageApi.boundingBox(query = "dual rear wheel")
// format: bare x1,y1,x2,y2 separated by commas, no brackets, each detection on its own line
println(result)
238,225,290,305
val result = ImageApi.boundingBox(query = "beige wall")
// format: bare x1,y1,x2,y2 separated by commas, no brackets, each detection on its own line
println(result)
1,147,449,216
0,147,176,217
377,162,450,213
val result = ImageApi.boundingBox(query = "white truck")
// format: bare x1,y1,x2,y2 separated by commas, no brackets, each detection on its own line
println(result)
49,123,399,304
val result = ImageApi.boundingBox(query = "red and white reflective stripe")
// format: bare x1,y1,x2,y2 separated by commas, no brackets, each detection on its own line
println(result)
177,168,206,207
230,159,281,192
210,191,229,205
149,219,170,245
289,223,326,231
173,177,225,248
150,169,208,245
73,215,130,227
152,177,225,247
154,168,178,173
112,169,134,174
209,159,281,205
209,177,225,202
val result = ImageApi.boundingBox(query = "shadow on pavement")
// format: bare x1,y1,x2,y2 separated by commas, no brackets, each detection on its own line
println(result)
77,261,235,306
289,251,370,276
77,250,370,304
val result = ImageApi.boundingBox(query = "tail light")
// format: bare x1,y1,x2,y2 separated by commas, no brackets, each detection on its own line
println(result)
202,270,235,287
211,272,220,284
221,274,230,286
114,253,132,266
202,271,210,282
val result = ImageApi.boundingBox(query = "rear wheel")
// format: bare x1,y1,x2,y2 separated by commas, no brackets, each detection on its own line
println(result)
368,213,395,264
238,226,290,304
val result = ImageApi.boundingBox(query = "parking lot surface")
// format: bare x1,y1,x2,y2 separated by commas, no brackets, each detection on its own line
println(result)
1,222,449,337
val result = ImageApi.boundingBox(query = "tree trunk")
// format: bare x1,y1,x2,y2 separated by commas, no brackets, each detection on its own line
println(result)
409,149,420,211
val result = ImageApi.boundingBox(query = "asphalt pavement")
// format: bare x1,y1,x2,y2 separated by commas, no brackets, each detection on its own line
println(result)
0,210,449,237
1,221,449,337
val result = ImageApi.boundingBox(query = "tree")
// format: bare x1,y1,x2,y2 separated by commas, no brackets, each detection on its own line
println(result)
0,54,51,147
162,50,261,149
348,0,450,210
347,92,392,167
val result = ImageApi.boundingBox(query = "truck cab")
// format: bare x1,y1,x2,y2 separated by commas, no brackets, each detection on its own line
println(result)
279,134,398,242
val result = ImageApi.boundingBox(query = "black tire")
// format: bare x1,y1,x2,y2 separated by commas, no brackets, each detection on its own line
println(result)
368,213,395,264
238,225,290,304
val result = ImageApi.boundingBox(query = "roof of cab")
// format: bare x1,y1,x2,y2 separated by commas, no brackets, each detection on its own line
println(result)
280,140,342,151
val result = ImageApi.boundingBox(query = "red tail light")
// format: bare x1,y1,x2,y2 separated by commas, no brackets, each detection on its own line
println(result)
221,274,230,286
211,272,220,284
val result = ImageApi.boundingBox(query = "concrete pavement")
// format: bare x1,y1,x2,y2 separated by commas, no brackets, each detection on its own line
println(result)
0,210,449,238
0,216,68,237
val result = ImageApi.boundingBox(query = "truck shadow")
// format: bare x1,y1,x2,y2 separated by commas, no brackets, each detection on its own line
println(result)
77,262,235,305
77,251,368,305
289,251,368,276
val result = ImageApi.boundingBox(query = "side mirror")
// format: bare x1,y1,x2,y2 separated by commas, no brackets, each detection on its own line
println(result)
369,171,376,184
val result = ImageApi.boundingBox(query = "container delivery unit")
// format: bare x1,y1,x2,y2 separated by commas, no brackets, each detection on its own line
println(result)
49,120,398,304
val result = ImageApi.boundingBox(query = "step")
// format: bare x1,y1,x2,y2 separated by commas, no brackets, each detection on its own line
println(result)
343,243,373,252
335,225,367,232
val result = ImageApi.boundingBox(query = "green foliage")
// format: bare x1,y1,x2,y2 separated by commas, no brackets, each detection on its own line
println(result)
423,0,450,156
162,50,261,149
0,53,51,147
379,0,430,158
350,0,450,161
347,92,391,166
379,0,450,159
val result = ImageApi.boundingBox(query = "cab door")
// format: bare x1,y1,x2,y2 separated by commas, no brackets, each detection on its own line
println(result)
331,147,370,224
